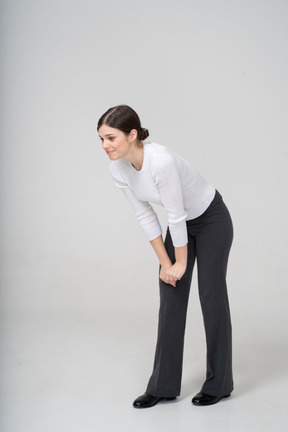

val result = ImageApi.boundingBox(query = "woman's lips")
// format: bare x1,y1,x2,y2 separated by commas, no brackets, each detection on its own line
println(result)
107,150,114,155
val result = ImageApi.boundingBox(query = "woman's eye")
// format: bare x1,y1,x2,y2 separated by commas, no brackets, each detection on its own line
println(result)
109,137,115,141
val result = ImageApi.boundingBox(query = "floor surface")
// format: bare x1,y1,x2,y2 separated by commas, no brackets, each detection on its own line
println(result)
1,309,287,432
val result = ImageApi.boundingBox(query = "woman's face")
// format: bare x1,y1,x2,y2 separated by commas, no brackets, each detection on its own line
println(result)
99,125,135,161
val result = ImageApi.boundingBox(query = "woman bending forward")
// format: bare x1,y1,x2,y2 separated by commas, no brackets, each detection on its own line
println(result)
98,105,234,408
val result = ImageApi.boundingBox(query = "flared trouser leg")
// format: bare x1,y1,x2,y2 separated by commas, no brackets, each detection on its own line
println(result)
194,194,234,396
146,191,234,398
146,231,196,397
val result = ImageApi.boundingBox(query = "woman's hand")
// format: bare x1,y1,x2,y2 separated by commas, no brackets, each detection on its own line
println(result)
160,263,177,287
167,262,186,284
150,236,187,288
160,262,186,287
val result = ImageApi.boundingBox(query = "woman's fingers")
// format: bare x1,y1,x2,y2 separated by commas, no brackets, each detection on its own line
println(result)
160,265,178,287
167,262,186,281
160,275,177,287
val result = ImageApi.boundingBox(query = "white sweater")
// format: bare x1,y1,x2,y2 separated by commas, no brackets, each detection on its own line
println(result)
109,142,215,247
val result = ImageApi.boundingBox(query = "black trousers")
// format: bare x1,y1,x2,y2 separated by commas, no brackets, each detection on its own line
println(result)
146,191,234,398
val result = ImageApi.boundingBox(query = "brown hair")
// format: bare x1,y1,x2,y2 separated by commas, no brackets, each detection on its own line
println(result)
97,105,149,141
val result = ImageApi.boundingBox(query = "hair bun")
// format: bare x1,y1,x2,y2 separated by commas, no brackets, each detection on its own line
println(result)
140,127,149,141
97,105,150,143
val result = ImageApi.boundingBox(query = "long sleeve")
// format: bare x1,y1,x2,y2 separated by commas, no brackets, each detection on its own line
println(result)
152,154,188,247
122,188,163,240
110,166,162,241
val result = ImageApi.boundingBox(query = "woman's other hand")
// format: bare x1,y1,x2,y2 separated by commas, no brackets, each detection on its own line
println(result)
160,264,177,287
167,262,186,285
160,262,186,287
150,236,187,287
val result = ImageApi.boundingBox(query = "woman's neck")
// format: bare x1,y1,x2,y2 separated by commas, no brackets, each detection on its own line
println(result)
124,141,144,171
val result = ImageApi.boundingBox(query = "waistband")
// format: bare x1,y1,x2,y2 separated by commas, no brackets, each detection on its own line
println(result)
186,190,223,225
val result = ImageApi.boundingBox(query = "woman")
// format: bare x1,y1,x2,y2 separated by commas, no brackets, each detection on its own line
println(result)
98,105,234,408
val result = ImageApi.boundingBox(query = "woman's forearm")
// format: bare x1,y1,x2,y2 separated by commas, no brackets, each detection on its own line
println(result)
150,235,171,267
150,236,187,266
150,235,188,286
174,244,187,266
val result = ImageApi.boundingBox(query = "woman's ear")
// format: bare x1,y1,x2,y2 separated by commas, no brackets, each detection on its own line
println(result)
129,129,138,142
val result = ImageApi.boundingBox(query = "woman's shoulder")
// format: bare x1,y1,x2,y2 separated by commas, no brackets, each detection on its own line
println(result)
146,141,169,154
145,142,175,162
146,143,178,175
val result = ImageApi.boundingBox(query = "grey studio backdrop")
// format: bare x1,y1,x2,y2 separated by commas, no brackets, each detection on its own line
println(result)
1,0,287,316
1,0,287,412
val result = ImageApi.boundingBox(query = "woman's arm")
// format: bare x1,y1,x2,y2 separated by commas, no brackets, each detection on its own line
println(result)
150,235,187,287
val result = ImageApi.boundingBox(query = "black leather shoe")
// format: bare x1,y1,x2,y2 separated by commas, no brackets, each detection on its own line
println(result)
192,392,230,406
133,392,176,409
